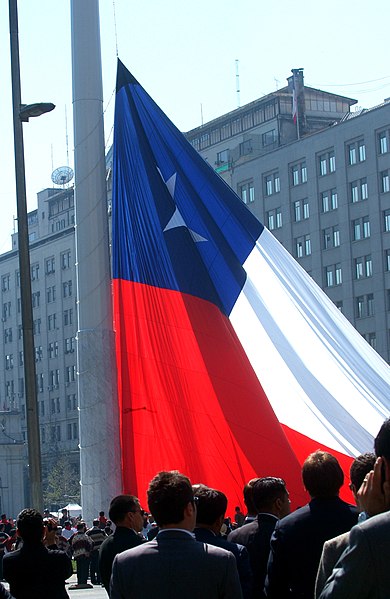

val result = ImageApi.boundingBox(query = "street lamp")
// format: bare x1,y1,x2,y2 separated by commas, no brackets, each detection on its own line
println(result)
9,0,55,511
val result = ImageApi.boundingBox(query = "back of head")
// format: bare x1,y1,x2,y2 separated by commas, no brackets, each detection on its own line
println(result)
243,477,260,515
193,485,227,525
252,477,288,513
147,470,193,526
17,508,43,544
349,453,376,491
92,519,99,527
76,522,85,532
375,418,390,460
302,450,344,498
108,495,139,525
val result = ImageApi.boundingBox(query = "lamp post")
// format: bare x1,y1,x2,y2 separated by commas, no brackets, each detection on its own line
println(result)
9,0,55,510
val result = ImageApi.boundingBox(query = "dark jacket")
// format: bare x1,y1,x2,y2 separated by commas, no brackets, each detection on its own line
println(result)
99,526,145,593
194,527,253,599
228,513,278,598
3,542,72,599
265,497,358,599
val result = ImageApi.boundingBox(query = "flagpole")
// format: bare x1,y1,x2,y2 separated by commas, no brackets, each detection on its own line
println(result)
292,68,300,140
70,0,122,523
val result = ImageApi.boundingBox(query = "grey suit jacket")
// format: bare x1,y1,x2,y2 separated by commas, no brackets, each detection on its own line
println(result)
110,529,243,599
314,531,349,598
319,511,390,599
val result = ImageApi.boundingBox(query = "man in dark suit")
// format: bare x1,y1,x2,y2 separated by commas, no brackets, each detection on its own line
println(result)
319,418,390,598
193,484,252,598
265,450,358,599
99,494,146,594
3,508,72,599
228,477,290,598
110,471,243,599
314,452,376,597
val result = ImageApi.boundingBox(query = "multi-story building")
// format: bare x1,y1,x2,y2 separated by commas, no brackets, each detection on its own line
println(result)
0,186,78,511
2,69,390,514
186,71,390,363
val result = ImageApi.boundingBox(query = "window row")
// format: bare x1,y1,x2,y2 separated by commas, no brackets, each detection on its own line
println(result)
38,421,78,444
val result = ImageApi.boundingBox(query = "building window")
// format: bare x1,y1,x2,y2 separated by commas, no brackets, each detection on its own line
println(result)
35,346,43,362
4,328,12,344
321,188,338,212
294,198,310,221
48,341,59,359
216,149,229,164
385,249,390,271
45,257,55,275
262,129,276,147
1,275,10,292
264,172,280,196
319,150,335,176
323,227,340,249
2,302,11,320
66,365,76,383
31,263,39,281
384,210,390,232
350,178,368,202
239,140,252,156
267,208,282,230
33,318,41,335
37,373,44,393
347,139,366,165
64,309,73,326
356,294,374,318
32,291,40,308
61,250,72,269
325,263,342,287
290,161,307,186
381,170,390,193
48,314,57,331
352,217,370,241
378,130,389,154
354,255,372,279
63,281,73,298
238,181,255,204
67,393,77,411
5,354,13,370
47,286,56,303
295,235,311,258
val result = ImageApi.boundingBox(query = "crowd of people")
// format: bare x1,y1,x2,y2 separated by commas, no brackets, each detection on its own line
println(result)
1,417,390,598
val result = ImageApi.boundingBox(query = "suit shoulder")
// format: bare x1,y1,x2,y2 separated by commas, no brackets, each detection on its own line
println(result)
323,531,349,551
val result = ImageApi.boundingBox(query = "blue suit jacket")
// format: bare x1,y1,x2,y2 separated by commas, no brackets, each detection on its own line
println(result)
194,527,253,598
111,529,243,599
319,510,390,599
265,497,358,599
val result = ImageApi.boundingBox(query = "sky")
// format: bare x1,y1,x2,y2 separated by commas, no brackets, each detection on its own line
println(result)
0,0,389,253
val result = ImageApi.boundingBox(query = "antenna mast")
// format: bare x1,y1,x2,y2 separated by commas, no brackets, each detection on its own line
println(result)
235,59,240,108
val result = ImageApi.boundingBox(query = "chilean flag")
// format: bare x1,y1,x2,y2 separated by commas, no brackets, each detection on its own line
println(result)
112,59,390,509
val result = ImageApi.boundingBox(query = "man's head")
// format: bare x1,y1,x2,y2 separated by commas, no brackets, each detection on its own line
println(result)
193,485,227,531
147,471,196,529
16,508,44,544
243,477,260,516
302,450,344,498
375,418,390,461
64,521,71,529
252,477,290,518
349,453,376,498
108,494,143,532
92,519,99,527
76,522,85,532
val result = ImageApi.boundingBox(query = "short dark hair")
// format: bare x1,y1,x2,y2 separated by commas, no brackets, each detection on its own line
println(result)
243,478,260,515
76,522,85,531
350,453,376,490
17,508,44,544
375,418,390,460
147,471,194,526
302,450,343,498
252,477,288,512
93,519,99,526
108,495,139,524
194,486,227,525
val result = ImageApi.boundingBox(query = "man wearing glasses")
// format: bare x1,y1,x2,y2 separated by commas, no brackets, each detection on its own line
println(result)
99,495,146,595
111,471,242,598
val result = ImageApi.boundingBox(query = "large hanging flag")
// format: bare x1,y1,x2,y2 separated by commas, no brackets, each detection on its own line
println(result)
112,59,390,508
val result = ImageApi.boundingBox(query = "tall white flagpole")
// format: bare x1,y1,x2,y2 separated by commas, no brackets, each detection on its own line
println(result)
70,0,122,524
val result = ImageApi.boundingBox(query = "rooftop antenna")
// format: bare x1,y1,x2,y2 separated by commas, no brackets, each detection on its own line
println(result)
65,105,70,167
274,77,280,90
235,59,240,108
200,103,204,126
